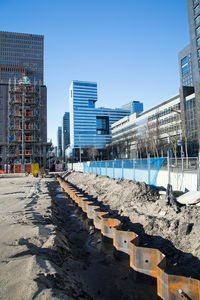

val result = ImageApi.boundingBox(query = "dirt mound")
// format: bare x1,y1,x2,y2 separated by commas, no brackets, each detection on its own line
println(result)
65,171,200,278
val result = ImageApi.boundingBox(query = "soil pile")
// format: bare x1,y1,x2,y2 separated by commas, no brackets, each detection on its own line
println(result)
65,171,200,277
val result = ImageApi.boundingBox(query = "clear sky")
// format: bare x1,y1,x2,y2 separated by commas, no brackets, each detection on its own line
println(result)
0,0,189,145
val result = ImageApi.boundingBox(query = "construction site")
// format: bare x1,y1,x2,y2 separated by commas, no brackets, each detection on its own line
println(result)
0,170,199,300
0,75,50,173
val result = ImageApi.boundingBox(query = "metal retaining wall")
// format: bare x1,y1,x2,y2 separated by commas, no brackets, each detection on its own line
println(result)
57,176,200,300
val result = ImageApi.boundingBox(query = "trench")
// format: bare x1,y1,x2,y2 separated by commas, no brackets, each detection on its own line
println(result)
49,180,159,300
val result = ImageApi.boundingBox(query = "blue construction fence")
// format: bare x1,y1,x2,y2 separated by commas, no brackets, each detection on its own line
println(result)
83,158,166,186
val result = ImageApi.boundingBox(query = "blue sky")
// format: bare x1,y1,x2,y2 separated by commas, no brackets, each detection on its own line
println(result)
0,0,189,145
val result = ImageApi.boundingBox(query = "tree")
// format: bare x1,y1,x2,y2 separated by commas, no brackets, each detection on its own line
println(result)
86,147,99,161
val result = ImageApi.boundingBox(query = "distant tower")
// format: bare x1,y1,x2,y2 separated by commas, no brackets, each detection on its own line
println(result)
62,112,70,160
57,126,62,160
0,31,44,84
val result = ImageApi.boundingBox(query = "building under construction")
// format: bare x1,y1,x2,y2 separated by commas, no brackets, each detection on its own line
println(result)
0,75,50,172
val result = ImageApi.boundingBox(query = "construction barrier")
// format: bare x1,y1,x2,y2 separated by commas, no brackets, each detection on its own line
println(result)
57,176,200,300
31,163,39,176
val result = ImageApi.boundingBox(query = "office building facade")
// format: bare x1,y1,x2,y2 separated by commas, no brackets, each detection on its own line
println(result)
178,0,200,155
0,31,44,84
62,112,70,159
57,126,62,160
0,31,49,171
69,80,131,160
111,95,182,159
120,100,144,115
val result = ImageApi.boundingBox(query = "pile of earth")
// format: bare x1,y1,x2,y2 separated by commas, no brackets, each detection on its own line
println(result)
63,171,200,278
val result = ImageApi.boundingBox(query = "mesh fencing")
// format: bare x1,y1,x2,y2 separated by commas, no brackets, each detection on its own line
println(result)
83,158,166,186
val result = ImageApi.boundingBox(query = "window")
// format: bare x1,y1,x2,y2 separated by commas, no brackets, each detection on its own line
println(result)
96,116,109,135
195,15,200,26
181,56,189,74
181,56,188,66
195,4,200,15
197,37,200,47
196,26,200,35
88,100,95,108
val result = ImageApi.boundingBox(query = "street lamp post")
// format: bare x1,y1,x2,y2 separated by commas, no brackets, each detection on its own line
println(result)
171,109,184,171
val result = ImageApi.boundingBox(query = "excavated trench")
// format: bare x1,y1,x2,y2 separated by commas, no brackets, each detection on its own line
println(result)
49,180,159,300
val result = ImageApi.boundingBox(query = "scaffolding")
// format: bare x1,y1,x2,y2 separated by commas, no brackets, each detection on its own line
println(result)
6,75,43,171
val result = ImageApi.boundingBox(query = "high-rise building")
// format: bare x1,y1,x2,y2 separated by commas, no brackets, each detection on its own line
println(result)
111,94,181,159
0,31,49,172
69,80,131,160
62,112,70,159
0,76,48,171
178,0,200,156
0,31,44,84
57,126,62,160
120,100,144,115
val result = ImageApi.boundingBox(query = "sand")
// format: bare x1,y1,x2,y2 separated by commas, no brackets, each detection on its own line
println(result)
0,176,71,300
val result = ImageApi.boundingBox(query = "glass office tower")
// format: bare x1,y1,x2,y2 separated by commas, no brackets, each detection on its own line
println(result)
57,126,62,160
69,80,130,159
177,0,200,156
0,31,44,83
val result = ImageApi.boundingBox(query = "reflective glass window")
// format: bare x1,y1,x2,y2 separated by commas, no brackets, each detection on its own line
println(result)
196,26,200,35
194,4,200,15
195,15,200,25
181,56,188,66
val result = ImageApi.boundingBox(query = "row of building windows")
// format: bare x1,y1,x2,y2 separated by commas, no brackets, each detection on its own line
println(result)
0,61,43,67
73,82,97,87
0,48,43,54
0,39,43,45
0,33,43,39
148,103,180,121
0,65,41,73
0,45,43,51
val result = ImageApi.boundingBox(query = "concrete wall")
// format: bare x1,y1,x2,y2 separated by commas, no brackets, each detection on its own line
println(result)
157,169,197,192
